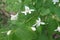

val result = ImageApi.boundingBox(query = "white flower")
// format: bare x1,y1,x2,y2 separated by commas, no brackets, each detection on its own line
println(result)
33,17,45,27
21,6,34,15
31,27,36,31
36,18,45,27
11,13,18,20
7,30,12,36
31,18,45,31
52,0,59,4
54,26,60,32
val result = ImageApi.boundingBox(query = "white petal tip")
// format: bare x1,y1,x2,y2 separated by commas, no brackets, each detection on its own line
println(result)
59,3,60,7
21,11,27,15
54,29,57,31
7,30,12,36
41,22,45,25
31,27,36,31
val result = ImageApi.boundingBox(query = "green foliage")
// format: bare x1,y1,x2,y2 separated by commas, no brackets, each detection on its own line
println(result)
0,0,60,40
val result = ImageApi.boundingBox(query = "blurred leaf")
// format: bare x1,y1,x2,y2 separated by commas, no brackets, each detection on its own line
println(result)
40,8,50,16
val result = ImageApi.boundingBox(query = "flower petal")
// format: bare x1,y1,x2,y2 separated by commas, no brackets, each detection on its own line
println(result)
30,9,35,11
25,6,29,10
40,22,45,25
7,30,12,36
54,29,58,31
21,11,27,15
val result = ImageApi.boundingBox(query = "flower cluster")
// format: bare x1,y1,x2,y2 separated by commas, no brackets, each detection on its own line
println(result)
9,0,60,33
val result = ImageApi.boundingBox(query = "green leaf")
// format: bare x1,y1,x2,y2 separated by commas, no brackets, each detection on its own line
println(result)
40,8,50,16
13,27,36,40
